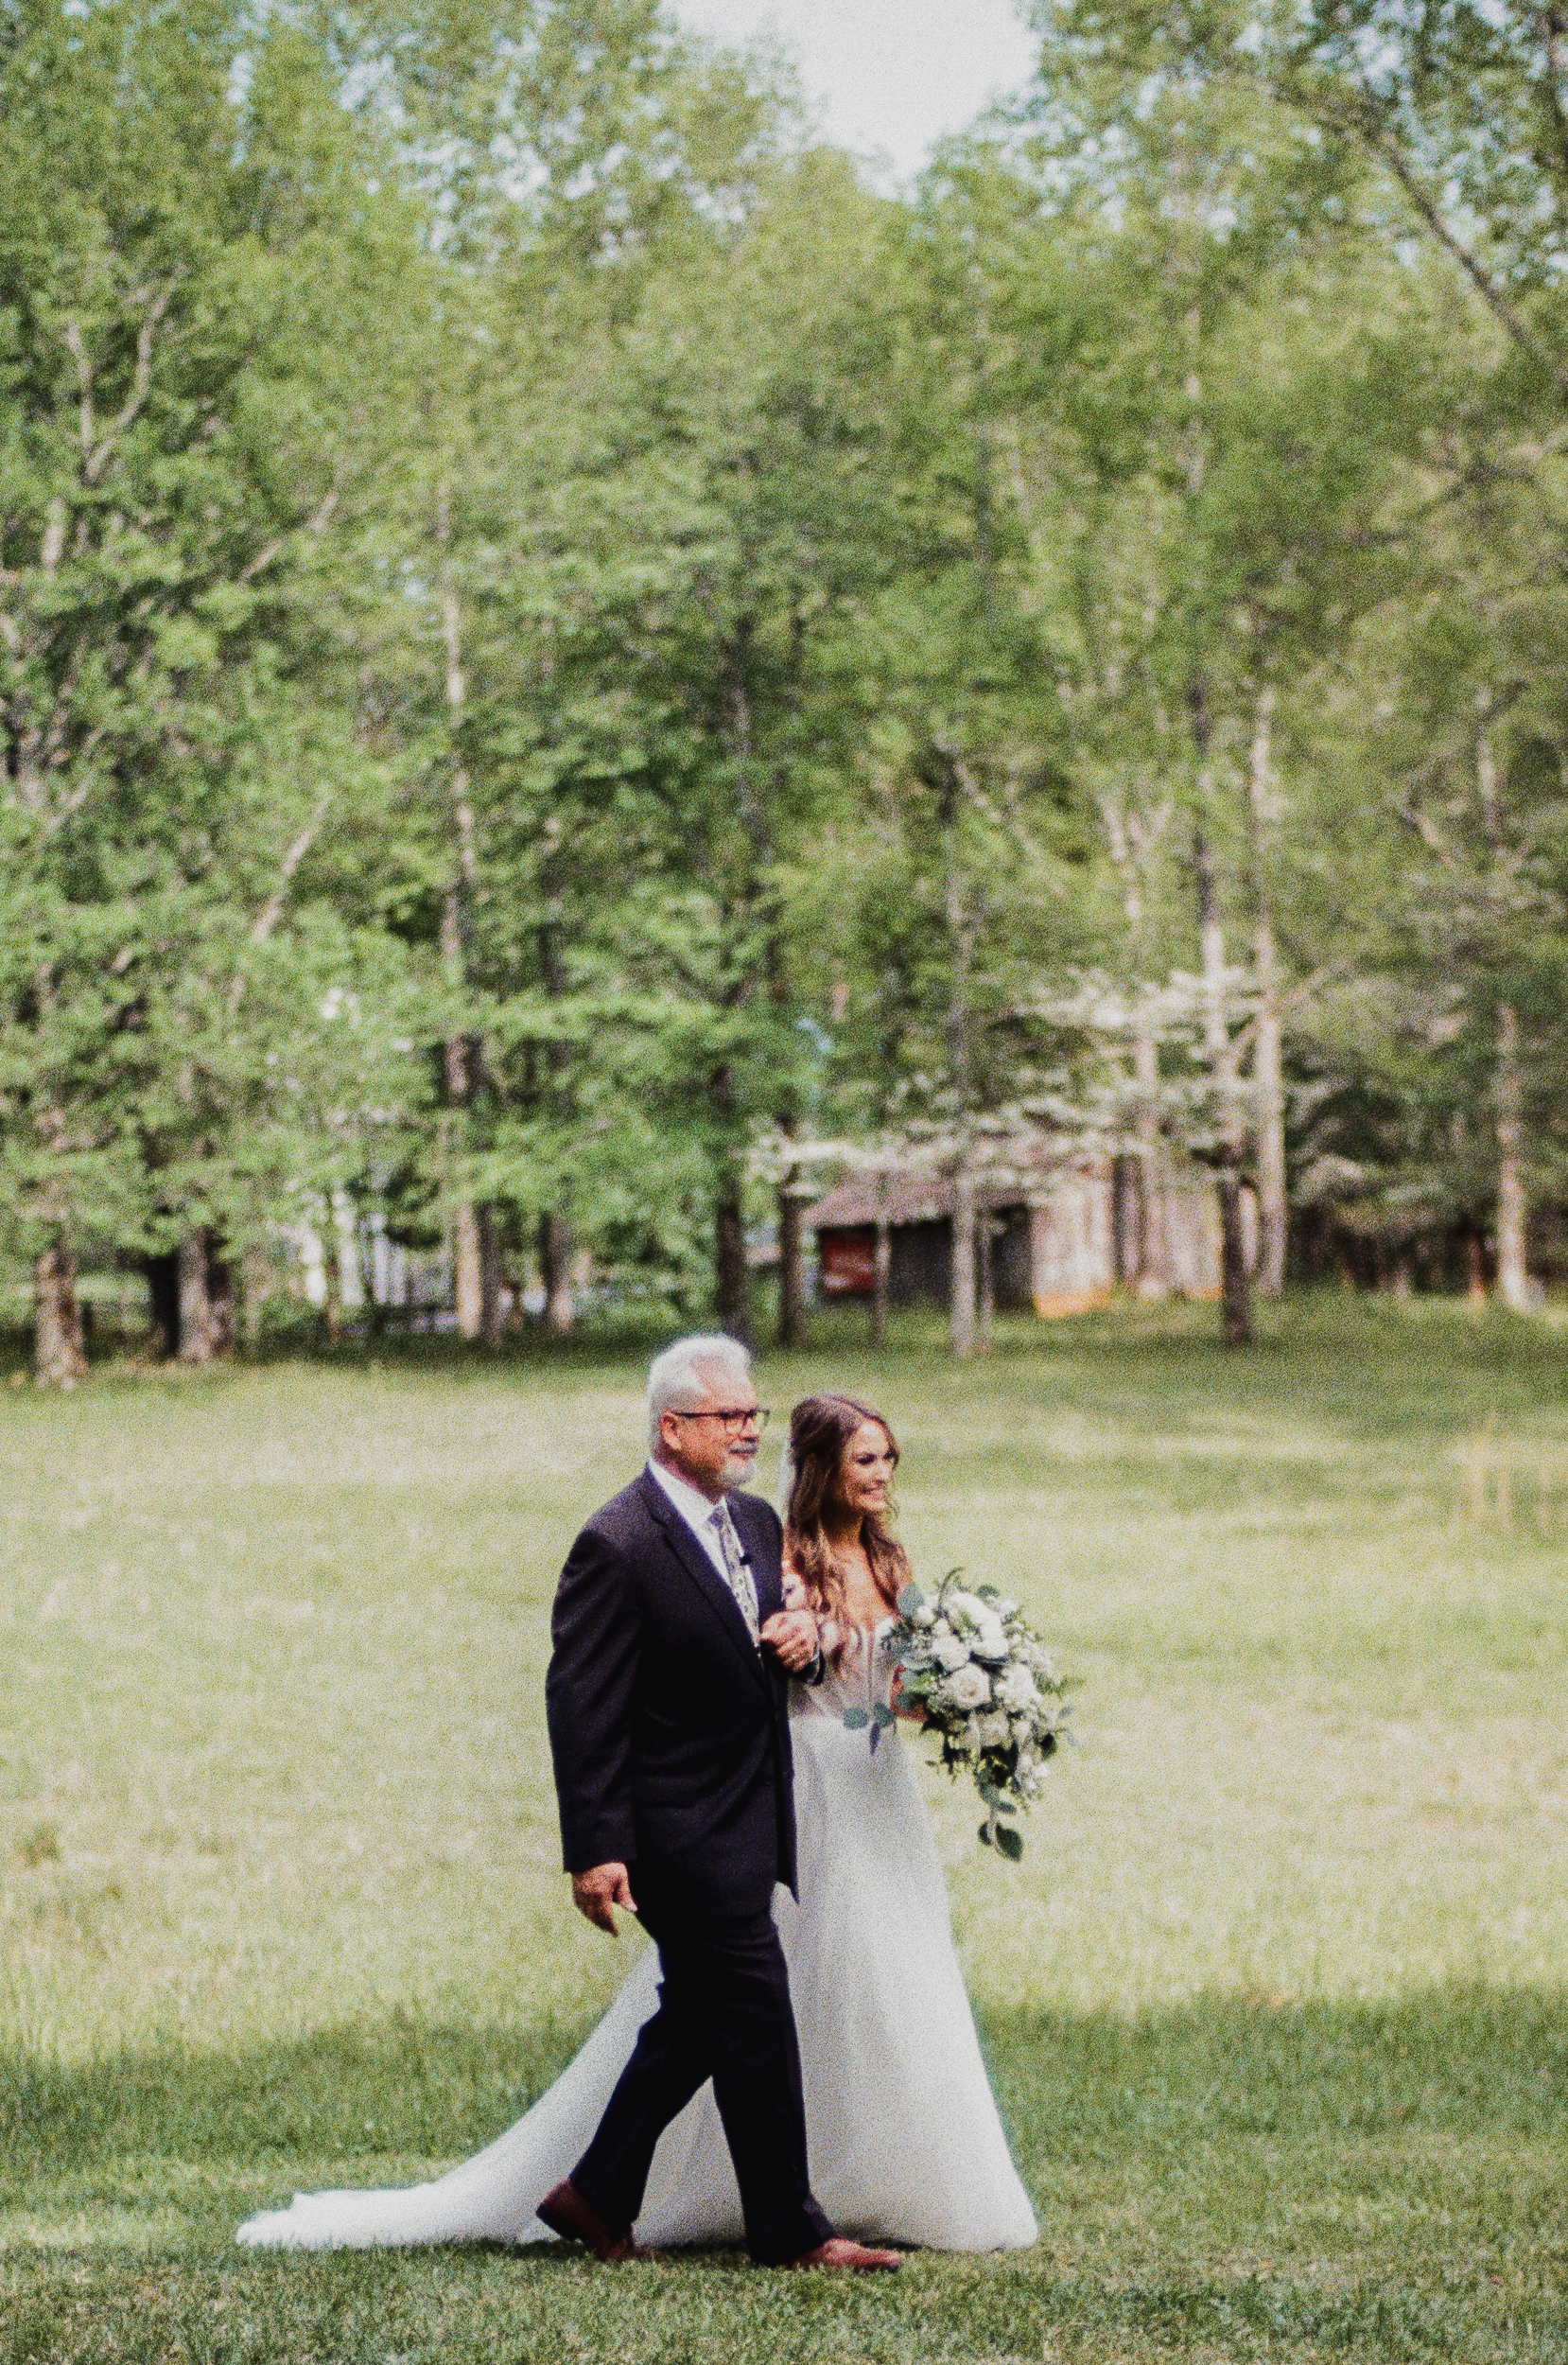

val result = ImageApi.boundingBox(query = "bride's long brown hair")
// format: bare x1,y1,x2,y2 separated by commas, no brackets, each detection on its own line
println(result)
784,1393,911,1654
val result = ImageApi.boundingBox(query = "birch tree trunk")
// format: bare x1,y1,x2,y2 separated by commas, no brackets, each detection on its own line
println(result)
942,760,979,1358
1095,790,1171,1298
950,1160,978,1360
1194,824,1254,1346
1247,693,1287,1295
437,482,491,1345
1495,1001,1530,1310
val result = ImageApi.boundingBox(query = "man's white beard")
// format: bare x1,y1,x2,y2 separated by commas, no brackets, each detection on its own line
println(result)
720,1445,758,1492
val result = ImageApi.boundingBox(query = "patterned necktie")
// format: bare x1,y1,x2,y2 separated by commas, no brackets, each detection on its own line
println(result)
710,1499,760,1644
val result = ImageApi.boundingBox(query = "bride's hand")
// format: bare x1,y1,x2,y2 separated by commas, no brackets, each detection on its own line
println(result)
760,1606,821,1673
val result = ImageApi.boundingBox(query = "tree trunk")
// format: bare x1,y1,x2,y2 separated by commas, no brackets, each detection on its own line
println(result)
950,1157,977,1360
1132,1003,1170,1300
939,757,977,1359
1112,1155,1141,1285
179,1229,234,1363
452,1200,484,1342
437,482,493,1350
1252,948,1287,1295
479,1205,505,1349
977,1202,995,1353
146,1252,180,1358
776,1171,807,1350
1194,824,1253,1347
1247,692,1287,1296
715,1169,751,1344
34,1235,87,1388
1467,1226,1489,1311
872,1184,891,1349
539,1211,575,1339
1495,1001,1530,1311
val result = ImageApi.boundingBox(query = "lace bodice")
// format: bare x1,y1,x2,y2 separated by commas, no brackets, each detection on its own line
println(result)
793,1619,899,1723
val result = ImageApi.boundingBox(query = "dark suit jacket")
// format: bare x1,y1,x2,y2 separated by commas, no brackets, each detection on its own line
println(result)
546,1467,798,1912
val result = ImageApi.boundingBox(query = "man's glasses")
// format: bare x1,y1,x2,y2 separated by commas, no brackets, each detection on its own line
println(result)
668,1406,771,1434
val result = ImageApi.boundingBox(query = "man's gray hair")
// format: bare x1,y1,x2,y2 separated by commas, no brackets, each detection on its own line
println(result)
647,1333,752,1449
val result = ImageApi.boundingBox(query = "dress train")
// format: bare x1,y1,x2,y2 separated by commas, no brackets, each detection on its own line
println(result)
237,1628,1036,2253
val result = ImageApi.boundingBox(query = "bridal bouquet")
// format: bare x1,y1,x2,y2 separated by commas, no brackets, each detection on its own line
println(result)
848,1573,1071,1860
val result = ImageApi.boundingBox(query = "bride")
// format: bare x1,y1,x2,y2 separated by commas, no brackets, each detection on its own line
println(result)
237,1389,1036,2255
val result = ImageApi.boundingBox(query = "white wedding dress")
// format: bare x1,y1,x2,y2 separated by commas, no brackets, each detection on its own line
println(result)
236,1624,1037,2253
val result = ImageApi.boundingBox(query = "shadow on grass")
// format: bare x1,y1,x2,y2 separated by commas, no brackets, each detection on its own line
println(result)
7,1982,1568,2177
4,1987,1568,2361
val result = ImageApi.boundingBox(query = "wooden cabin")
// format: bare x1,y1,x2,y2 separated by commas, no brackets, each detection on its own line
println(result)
810,1155,1245,1315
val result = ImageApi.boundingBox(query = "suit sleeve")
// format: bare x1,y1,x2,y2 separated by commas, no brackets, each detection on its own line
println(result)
545,1521,642,1874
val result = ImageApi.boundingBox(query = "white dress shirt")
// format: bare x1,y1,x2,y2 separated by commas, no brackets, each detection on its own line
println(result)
647,1457,737,1582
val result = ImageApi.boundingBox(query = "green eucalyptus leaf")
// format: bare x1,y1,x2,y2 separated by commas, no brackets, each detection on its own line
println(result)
842,1707,870,1730
996,1826,1024,1862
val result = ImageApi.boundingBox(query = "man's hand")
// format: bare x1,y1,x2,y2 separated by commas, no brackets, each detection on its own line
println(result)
571,1862,636,1936
760,1606,821,1674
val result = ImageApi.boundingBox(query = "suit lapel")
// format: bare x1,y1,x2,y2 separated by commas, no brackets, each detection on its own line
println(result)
639,1471,766,1684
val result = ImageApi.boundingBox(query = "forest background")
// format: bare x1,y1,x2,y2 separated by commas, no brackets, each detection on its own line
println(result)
8,0,1568,1383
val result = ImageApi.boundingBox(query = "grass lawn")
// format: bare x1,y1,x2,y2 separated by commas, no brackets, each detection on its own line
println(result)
2,1294,1566,2362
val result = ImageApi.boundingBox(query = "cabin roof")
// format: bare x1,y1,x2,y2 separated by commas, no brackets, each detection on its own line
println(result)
810,1142,1106,1231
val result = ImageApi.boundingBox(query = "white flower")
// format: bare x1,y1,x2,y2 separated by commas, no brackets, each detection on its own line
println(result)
975,1709,1011,1750
940,1662,992,1712
995,1664,1039,1714
997,1597,1019,1620
970,1620,1010,1665
931,1634,970,1673
947,1717,978,1758
913,1605,936,1629
945,1588,985,1625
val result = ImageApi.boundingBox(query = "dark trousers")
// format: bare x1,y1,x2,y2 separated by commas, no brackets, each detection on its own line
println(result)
570,1877,831,2264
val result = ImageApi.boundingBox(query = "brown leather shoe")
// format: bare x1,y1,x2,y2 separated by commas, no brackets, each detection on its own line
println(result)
784,2235,902,2272
536,2177,649,2263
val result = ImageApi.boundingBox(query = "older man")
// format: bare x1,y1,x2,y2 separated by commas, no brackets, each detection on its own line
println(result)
538,1333,900,2272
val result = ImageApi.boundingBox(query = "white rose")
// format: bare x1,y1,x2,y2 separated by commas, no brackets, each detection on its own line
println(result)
970,1620,1010,1665
996,1664,1039,1713
913,1605,936,1629
975,1709,1011,1750
932,1633,970,1673
940,1662,991,1712
997,1597,1019,1620
945,1588,984,1623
